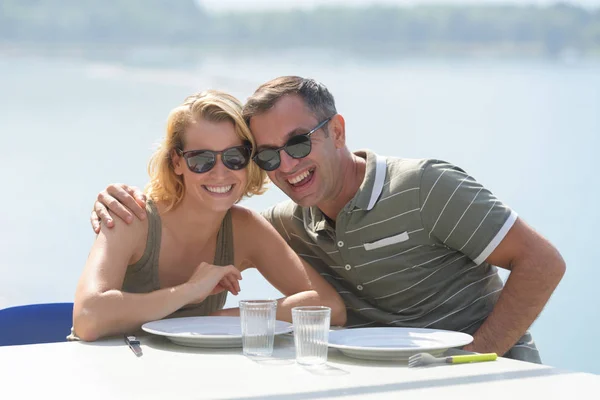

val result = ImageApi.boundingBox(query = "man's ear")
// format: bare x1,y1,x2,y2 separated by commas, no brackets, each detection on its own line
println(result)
329,114,346,149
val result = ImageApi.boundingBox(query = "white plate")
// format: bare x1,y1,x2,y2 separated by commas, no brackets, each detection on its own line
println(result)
328,327,473,361
141,316,293,348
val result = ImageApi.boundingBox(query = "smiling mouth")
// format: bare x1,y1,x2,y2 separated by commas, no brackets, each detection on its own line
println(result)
286,169,314,187
203,184,233,194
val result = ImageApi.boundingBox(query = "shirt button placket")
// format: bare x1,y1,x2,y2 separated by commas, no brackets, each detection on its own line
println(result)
335,216,361,291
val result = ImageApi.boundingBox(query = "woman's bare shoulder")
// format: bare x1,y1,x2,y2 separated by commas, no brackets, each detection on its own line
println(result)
230,204,267,227
99,209,149,264
229,205,280,250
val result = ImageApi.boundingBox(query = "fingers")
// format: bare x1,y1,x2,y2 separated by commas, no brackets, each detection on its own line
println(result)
91,210,101,234
222,274,241,296
222,264,243,281
122,185,147,220
229,273,241,294
217,279,234,296
189,263,242,297
94,200,115,229
217,265,242,296
97,188,134,224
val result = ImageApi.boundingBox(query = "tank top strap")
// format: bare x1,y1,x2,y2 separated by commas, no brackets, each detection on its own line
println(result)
122,199,162,291
214,209,234,266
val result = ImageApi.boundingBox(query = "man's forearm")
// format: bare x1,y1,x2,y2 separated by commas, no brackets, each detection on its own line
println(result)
465,254,565,355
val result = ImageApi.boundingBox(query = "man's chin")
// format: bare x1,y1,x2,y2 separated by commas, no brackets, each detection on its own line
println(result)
279,179,320,207
287,192,320,208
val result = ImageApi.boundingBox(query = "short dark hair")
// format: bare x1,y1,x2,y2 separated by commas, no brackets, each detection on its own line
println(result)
242,76,337,125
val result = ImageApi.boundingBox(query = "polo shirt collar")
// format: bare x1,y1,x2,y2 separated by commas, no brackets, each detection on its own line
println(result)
351,150,388,211
307,149,387,233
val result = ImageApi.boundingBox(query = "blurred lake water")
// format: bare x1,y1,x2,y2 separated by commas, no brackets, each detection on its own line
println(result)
0,53,598,374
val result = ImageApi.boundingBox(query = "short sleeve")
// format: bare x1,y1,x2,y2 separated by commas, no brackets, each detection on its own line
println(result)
259,200,297,243
419,160,517,264
259,207,275,225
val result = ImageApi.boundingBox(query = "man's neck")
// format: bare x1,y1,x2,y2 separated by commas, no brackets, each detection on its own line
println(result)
318,152,366,221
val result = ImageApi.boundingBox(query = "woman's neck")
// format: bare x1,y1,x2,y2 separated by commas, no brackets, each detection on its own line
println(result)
157,195,228,246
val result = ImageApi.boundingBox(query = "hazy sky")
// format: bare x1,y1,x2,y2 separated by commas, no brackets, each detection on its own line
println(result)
199,0,600,11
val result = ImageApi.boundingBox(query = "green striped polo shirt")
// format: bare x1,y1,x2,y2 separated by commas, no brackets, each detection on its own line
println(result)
261,150,517,334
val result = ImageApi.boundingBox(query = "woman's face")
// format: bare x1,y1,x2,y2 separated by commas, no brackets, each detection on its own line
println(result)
173,117,249,212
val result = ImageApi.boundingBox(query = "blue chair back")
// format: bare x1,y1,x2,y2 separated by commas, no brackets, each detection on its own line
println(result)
0,302,74,346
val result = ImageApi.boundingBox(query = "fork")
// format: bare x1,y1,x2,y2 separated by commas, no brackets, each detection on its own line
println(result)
408,352,497,368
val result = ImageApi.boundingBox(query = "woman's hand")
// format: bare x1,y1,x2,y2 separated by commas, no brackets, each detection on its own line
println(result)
210,272,242,296
186,262,242,302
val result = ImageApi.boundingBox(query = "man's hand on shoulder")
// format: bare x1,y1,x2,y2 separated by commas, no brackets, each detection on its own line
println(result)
91,183,147,233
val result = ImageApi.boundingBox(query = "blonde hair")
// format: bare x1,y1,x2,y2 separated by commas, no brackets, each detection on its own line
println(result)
146,90,268,211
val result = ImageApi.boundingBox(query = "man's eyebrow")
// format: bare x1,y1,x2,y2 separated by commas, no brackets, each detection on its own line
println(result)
283,127,309,141
256,127,310,150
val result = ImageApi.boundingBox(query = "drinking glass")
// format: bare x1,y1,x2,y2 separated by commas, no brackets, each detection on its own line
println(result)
292,306,331,365
239,299,278,357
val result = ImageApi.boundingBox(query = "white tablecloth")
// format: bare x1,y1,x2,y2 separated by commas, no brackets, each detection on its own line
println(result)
0,334,597,399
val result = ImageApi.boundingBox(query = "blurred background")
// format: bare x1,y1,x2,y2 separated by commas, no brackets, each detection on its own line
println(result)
0,0,598,374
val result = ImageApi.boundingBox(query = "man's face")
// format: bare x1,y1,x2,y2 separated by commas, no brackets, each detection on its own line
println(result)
249,95,341,207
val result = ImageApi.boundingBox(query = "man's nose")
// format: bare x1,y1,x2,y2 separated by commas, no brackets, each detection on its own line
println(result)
278,150,301,173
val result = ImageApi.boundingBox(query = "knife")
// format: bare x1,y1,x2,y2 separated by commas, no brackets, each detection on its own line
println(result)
124,335,143,357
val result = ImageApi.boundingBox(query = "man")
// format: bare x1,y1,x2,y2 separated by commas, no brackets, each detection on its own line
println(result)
91,76,565,363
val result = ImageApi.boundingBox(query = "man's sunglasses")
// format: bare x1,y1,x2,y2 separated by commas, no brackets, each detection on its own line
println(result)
252,116,333,171
176,145,251,174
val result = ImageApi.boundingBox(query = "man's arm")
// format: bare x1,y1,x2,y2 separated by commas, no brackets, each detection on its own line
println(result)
213,207,347,325
90,184,147,233
463,217,565,355
419,160,565,356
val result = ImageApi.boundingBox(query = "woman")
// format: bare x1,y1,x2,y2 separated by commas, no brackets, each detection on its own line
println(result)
73,90,345,341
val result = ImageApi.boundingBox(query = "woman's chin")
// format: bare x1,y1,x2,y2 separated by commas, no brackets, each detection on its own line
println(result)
200,191,242,211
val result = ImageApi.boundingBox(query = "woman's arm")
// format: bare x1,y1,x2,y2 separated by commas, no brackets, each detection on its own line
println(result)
219,207,346,325
74,214,241,341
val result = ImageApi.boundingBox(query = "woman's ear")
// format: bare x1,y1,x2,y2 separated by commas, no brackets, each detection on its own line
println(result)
172,150,184,176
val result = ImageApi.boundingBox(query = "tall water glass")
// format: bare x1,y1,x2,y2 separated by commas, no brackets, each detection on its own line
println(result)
239,299,277,357
292,306,331,365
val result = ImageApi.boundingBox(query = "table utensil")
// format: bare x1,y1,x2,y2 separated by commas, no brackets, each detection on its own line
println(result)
408,352,497,367
124,335,143,357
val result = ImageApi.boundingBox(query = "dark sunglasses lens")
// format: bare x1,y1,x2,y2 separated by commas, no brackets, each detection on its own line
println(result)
254,149,281,171
185,152,215,173
285,134,311,159
223,147,250,170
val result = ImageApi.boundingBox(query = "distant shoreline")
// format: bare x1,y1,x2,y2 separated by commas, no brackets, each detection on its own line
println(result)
1,42,598,66
3,2,598,63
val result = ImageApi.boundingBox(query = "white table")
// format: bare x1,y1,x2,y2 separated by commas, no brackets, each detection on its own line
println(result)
0,334,597,399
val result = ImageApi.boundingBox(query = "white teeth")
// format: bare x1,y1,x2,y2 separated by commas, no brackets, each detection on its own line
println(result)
205,185,232,194
287,170,311,185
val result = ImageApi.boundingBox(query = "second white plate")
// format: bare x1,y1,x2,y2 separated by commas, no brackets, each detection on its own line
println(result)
328,327,473,361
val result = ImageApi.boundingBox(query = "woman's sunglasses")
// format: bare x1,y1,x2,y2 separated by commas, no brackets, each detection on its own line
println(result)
252,116,333,171
177,145,251,174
